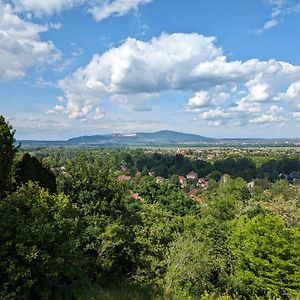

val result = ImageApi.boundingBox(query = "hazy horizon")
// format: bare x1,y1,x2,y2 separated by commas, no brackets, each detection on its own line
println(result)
17,129,300,142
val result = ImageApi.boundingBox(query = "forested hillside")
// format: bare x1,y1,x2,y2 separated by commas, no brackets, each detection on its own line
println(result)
1,116,300,300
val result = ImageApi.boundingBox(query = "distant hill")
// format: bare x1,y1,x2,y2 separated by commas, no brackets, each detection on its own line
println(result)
18,130,300,147
66,130,215,145
19,130,215,147
134,130,214,143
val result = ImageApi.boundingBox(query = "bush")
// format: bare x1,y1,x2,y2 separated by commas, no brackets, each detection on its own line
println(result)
0,183,84,299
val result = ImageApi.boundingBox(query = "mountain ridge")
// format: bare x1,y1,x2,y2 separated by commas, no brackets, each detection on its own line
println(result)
18,130,300,147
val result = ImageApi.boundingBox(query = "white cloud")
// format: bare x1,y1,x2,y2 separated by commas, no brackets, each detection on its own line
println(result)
186,91,211,109
263,19,279,31
230,99,261,113
58,32,300,126
249,114,280,124
56,96,65,103
249,105,284,124
59,33,223,118
11,0,84,16
34,77,54,87
48,22,62,30
258,0,300,33
186,90,230,110
94,107,105,120
246,82,270,102
267,0,285,6
10,0,153,20
46,104,65,114
292,111,300,121
87,0,153,21
200,109,231,121
0,3,59,80
278,80,300,100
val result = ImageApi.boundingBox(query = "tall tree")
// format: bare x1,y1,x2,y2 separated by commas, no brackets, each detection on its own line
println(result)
0,183,84,299
0,116,17,199
229,214,300,299
14,153,57,194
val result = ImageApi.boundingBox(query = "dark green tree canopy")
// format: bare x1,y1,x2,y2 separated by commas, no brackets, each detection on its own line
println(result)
14,153,57,193
0,115,17,199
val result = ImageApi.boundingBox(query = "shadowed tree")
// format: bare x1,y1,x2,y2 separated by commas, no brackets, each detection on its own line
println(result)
14,153,57,194
0,116,17,200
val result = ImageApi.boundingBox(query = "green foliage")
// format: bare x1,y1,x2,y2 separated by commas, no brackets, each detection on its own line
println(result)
0,115,17,199
269,179,293,201
56,280,157,300
132,204,179,289
135,176,199,216
260,158,300,181
0,183,83,299
58,155,135,280
164,233,226,298
229,214,300,299
214,157,257,182
14,153,57,193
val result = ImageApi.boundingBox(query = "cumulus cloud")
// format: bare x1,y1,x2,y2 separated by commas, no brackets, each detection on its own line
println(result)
58,32,300,126
9,0,153,20
0,3,59,80
185,90,229,110
59,33,223,118
249,105,284,124
278,80,300,100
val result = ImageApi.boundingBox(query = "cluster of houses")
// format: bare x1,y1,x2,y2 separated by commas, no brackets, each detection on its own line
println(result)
117,170,209,198
179,171,209,190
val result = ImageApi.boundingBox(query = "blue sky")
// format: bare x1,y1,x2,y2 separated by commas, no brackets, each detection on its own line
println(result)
1,0,300,139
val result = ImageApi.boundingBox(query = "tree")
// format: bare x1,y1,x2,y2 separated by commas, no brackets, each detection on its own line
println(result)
229,214,300,299
132,204,178,288
58,156,134,280
14,153,57,193
164,233,226,298
0,183,84,299
0,115,17,199
214,157,257,181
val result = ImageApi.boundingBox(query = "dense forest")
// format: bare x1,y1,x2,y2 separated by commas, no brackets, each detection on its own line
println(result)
1,115,300,300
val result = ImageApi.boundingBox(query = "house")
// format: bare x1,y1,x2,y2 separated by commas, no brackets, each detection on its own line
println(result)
207,154,214,160
197,177,209,189
247,181,255,188
155,176,164,184
120,165,128,171
179,176,187,187
188,187,200,196
129,190,144,202
279,173,287,179
117,175,131,181
187,171,198,181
